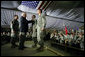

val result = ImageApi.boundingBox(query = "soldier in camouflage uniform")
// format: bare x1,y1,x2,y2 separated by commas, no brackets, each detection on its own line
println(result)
31,15,38,48
36,9,46,51
10,15,19,48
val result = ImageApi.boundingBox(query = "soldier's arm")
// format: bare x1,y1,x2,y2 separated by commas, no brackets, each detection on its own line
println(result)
42,16,46,30
12,20,16,31
10,21,13,29
11,21,14,30
10,21,15,33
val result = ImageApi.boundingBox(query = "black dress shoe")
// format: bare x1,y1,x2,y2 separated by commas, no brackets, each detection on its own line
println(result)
18,47,24,50
23,46,27,48
36,47,44,51
14,44,18,47
11,46,16,48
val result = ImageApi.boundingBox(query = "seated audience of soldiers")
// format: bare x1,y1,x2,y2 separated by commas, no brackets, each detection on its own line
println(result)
1,28,84,50
50,29,84,50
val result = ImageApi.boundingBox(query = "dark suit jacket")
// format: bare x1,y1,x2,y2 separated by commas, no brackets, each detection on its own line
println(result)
20,16,34,32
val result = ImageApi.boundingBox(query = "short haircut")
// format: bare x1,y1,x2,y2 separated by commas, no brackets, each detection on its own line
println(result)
14,15,18,17
32,15,36,18
21,12,26,16
38,9,42,13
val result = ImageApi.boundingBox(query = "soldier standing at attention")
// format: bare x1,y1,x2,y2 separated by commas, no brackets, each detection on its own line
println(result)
10,15,19,48
31,15,38,48
37,9,46,51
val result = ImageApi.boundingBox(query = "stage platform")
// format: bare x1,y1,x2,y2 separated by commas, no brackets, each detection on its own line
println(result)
1,41,58,56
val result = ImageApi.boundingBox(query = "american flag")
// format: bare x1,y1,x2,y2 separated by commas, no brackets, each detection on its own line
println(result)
20,1,52,11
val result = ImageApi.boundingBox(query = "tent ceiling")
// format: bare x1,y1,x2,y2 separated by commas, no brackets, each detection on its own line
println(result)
1,1,84,30
1,1,83,9
1,1,21,8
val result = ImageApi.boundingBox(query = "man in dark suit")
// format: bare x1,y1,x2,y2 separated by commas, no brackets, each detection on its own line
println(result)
18,12,34,50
